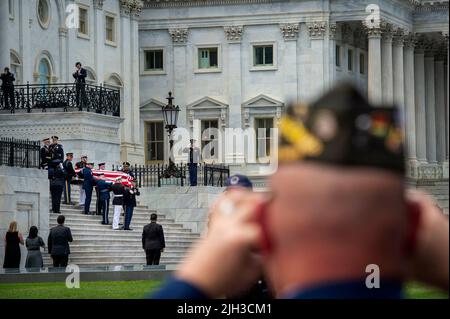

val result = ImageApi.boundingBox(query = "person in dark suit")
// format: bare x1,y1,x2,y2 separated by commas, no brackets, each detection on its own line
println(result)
49,136,64,161
142,213,165,265
73,62,87,109
0,67,15,110
79,162,95,215
63,153,76,205
96,173,112,225
48,159,67,214
40,138,52,169
48,215,73,267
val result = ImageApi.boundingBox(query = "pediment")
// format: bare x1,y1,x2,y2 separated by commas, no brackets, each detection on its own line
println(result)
186,96,228,110
242,94,284,108
140,98,166,111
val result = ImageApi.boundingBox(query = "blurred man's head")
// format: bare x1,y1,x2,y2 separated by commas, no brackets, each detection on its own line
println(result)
263,84,412,296
57,215,65,225
51,136,59,144
151,213,157,222
98,162,106,170
75,62,82,69
66,153,73,161
86,162,94,169
42,138,50,146
81,155,87,162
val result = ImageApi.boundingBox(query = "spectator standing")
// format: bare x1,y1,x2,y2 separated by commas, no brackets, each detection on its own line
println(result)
48,215,73,267
3,221,24,269
0,67,15,110
142,213,165,265
25,226,45,269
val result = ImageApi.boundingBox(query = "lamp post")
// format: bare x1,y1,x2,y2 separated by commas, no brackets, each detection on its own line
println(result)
161,91,181,178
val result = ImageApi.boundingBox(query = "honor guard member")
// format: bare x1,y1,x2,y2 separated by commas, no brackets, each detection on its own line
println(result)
63,153,76,205
123,183,140,230
95,163,106,216
96,173,113,225
0,67,15,110
79,162,96,215
40,138,52,169
75,155,88,206
48,159,66,215
49,136,64,161
183,139,201,186
111,177,126,230
122,162,135,179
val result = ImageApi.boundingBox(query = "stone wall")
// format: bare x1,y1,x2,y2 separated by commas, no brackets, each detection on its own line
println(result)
139,186,224,234
0,112,123,168
0,166,49,268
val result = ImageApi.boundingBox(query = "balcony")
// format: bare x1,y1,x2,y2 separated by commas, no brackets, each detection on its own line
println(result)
0,82,120,116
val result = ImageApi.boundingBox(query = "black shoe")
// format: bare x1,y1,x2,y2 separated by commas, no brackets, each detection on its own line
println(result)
124,228,133,231
101,222,108,225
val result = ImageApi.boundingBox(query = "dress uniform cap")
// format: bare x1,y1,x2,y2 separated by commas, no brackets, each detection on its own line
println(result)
278,84,404,174
225,174,253,190
66,152,73,156
42,138,50,142
51,136,59,140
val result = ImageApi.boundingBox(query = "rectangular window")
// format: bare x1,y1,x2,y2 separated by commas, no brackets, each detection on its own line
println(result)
253,45,274,66
335,45,341,67
105,15,115,43
144,50,164,71
201,119,219,159
348,49,353,71
198,48,218,69
256,118,273,159
9,0,14,19
360,53,365,75
146,122,164,162
78,7,88,36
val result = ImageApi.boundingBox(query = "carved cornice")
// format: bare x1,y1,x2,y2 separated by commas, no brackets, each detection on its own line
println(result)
224,25,243,42
414,1,449,12
279,23,299,41
143,0,284,8
380,21,394,41
93,0,104,10
307,21,327,39
169,28,189,44
329,23,337,39
120,0,143,18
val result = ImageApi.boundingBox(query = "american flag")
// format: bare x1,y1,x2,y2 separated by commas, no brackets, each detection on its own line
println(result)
73,168,134,187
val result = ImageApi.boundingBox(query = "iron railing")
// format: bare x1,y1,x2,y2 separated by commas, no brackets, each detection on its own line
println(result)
112,163,230,187
0,82,120,116
0,137,40,168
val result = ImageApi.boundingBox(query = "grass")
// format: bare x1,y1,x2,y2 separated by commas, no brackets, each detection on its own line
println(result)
0,280,447,299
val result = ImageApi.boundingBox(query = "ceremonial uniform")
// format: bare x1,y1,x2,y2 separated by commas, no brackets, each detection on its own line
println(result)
111,182,125,230
96,179,112,225
49,143,64,161
80,165,95,214
63,156,76,204
48,160,66,214
183,142,201,186
40,144,52,169
123,187,139,230
75,158,87,205
95,163,106,216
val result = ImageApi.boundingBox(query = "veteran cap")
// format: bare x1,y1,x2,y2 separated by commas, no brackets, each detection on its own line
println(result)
225,174,253,190
278,84,404,174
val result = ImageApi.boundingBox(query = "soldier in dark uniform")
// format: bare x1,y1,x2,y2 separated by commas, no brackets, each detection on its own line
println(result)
48,159,66,215
95,173,112,225
72,62,87,109
79,162,95,215
63,153,76,205
0,67,15,110
183,139,201,186
75,155,88,206
122,162,135,179
95,162,106,216
123,183,139,231
40,138,52,169
111,177,125,230
49,136,64,161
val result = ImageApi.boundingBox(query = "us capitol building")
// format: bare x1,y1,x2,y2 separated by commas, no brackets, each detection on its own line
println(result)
0,0,448,182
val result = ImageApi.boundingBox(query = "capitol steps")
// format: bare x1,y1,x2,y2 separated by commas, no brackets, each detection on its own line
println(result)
44,193,201,266
414,179,449,214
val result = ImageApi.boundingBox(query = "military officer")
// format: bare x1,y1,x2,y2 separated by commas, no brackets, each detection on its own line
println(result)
96,173,113,225
1,67,15,110
183,139,201,186
48,159,66,215
40,138,52,169
63,153,76,205
79,162,95,215
122,162,135,179
111,177,126,230
95,162,106,216
49,136,64,161
75,155,88,206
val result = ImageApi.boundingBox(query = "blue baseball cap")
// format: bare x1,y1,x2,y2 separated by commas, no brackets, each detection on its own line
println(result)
225,174,253,190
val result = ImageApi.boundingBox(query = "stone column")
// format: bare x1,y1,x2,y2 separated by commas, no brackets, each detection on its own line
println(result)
403,34,418,176
328,23,338,89
414,37,427,163
306,21,328,101
0,0,10,70
435,53,446,164
424,48,437,164
392,30,405,111
58,27,68,82
366,26,383,104
280,23,299,100
381,23,394,105
93,0,104,85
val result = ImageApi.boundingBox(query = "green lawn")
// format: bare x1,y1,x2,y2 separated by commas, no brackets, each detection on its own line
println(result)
0,280,447,299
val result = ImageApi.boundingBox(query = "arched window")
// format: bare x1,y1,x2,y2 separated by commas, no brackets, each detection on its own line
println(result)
104,74,123,89
38,58,51,85
10,51,21,85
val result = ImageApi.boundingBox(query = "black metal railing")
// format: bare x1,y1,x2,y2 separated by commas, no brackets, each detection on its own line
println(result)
0,82,120,116
0,137,40,168
112,163,230,187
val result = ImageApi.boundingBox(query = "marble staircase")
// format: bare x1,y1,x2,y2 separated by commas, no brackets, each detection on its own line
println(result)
414,179,449,214
44,187,200,266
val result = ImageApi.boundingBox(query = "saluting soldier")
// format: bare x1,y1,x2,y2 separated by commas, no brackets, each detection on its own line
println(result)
63,153,76,205
75,155,88,206
49,136,64,161
48,159,66,215
95,162,106,216
40,138,52,169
